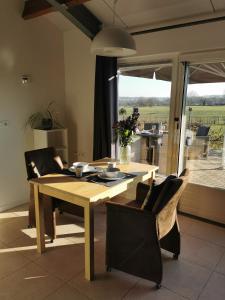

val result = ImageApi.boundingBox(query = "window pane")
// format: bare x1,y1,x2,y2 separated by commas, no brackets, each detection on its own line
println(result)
118,64,172,175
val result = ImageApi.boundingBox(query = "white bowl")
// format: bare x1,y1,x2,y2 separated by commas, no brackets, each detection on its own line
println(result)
103,168,120,178
72,162,89,172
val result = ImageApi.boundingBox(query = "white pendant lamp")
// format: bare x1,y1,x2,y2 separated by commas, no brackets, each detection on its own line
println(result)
91,0,136,57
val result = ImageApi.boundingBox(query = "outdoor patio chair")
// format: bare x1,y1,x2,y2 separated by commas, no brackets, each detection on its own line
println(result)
196,125,210,156
144,122,162,132
105,169,189,288
24,147,83,241
192,125,210,159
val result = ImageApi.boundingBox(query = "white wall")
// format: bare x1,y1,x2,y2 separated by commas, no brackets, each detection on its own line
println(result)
0,1,66,211
64,27,95,163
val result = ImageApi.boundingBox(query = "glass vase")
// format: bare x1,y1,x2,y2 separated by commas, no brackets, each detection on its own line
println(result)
119,145,131,164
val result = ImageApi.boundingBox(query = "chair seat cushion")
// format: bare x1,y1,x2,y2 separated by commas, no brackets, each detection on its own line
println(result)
144,175,176,211
126,200,142,208
152,178,183,214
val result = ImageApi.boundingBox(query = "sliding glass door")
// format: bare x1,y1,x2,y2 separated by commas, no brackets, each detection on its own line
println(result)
179,62,225,190
118,63,173,175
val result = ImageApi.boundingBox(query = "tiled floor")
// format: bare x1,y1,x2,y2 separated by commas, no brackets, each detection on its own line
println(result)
0,202,225,300
186,156,225,189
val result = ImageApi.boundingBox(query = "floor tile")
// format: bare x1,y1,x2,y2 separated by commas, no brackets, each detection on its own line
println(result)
162,256,211,299
178,217,225,247
124,279,186,300
199,272,225,300
45,283,90,300
0,216,29,244
216,251,225,275
69,255,138,300
0,203,28,225
0,240,30,280
6,234,76,262
1,202,224,300
0,262,63,300
0,211,20,225
178,214,196,233
35,244,85,281
181,233,225,269
55,211,84,227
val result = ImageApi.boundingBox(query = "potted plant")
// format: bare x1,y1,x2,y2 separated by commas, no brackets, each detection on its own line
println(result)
113,108,140,164
26,101,62,130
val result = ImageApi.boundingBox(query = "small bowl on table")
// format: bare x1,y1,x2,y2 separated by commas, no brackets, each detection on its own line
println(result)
103,168,120,178
72,162,89,172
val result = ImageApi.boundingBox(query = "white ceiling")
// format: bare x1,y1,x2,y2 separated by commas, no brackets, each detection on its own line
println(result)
85,0,225,31
45,0,225,33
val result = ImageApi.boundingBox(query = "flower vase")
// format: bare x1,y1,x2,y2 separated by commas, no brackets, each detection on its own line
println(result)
119,145,131,164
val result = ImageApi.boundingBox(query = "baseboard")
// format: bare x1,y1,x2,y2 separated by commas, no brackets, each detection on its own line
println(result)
0,201,28,213
178,210,225,228
179,183,225,224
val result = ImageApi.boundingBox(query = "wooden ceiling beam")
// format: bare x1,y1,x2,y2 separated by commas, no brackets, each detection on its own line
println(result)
22,0,90,20
45,0,101,38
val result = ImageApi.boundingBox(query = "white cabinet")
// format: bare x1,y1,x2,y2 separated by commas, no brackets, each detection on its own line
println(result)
33,129,68,165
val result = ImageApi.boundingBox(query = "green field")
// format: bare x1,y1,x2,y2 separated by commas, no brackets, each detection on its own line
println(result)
119,105,225,149
119,105,225,125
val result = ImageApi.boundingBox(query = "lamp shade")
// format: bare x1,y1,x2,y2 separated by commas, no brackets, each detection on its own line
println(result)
91,26,136,57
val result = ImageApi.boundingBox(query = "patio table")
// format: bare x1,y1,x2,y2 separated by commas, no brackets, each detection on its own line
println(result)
30,161,158,281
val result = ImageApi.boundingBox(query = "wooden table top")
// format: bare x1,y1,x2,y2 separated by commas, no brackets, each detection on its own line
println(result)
31,162,158,204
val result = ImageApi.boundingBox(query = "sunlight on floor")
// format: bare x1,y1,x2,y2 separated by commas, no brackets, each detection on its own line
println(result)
24,275,47,280
14,211,29,217
22,224,85,239
0,236,100,254
0,211,28,219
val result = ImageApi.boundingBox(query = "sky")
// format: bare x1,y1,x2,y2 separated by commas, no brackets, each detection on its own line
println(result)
118,75,225,97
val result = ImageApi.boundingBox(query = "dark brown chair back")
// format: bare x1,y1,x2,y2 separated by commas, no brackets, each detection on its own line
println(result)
24,147,62,180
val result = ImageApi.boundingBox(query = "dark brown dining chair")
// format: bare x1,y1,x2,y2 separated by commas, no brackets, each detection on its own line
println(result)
24,147,83,241
105,169,189,289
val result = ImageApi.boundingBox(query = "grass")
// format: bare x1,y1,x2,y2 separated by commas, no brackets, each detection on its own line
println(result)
119,105,225,149
119,105,225,124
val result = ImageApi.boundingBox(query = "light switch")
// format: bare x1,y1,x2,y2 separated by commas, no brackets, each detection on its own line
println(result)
0,120,9,128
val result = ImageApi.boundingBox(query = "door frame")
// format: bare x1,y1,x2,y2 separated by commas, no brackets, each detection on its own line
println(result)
177,49,225,174
118,54,180,174
118,49,225,174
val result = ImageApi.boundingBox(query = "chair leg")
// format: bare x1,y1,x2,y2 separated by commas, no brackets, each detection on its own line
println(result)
156,283,161,289
43,195,56,241
106,266,111,272
29,186,56,241
160,221,180,258
28,184,36,228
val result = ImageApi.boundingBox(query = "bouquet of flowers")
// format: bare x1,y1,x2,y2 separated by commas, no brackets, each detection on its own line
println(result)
113,108,140,147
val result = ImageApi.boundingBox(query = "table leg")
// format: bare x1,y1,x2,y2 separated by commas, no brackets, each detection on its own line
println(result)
148,170,156,185
34,184,45,253
84,203,94,281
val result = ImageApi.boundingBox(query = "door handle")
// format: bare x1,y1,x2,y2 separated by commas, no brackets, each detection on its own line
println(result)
174,117,179,130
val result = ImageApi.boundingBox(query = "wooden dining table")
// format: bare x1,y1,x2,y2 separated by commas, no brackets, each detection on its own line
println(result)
30,161,158,281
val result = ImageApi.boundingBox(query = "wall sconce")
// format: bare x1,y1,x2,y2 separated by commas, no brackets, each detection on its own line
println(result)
21,75,31,85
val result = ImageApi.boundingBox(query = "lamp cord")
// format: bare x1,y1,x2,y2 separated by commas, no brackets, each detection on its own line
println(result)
113,0,119,25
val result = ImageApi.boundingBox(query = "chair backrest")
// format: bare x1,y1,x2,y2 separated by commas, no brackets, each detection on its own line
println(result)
196,126,210,137
144,122,161,131
24,147,62,180
156,173,189,239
